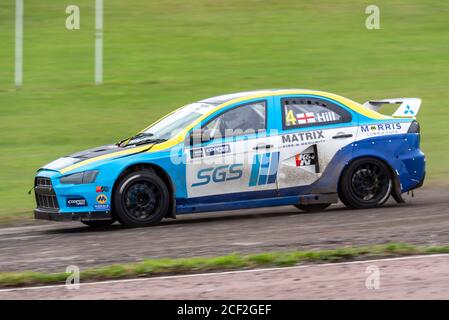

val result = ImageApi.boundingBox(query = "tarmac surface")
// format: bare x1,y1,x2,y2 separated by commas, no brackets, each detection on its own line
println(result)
0,187,448,275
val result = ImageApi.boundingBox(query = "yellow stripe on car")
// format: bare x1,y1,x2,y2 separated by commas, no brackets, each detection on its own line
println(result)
59,145,152,174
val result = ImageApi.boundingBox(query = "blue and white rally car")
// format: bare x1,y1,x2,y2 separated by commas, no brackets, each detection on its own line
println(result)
34,89,425,227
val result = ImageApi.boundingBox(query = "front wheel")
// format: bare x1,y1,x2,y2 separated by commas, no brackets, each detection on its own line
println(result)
339,158,392,209
113,170,170,227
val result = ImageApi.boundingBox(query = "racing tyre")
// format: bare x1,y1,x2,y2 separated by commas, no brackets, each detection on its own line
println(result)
339,158,392,209
294,203,331,212
113,170,170,227
81,219,116,227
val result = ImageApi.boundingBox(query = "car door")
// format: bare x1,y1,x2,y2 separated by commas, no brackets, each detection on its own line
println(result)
275,96,357,191
184,99,278,200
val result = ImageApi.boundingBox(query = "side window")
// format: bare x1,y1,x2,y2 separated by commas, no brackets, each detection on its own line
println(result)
282,97,351,129
203,101,267,139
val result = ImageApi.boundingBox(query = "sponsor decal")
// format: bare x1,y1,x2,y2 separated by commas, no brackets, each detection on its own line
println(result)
360,123,402,136
190,144,231,159
281,130,325,145
249,152,280,187
190,148,203,159
404,105,414,115
295,152,316,167
96,186,110,193
286,110,338,127
192,164,243,187
96,194,108,204
66,198,87,207
204,144,230,156
94,204,111,211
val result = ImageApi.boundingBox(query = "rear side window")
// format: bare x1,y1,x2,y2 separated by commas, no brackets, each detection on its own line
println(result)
281,97,351,129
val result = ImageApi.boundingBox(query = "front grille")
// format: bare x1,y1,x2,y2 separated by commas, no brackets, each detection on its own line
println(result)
35,177,59,210
36,194,59,209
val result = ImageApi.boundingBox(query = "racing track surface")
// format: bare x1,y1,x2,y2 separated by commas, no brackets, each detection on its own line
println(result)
0,187,448,274
2,254,449,299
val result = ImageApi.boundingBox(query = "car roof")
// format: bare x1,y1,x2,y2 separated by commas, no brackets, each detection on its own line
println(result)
199,89,390,120
199,88,350,105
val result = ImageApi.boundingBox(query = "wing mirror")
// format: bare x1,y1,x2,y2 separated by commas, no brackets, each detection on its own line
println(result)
188,129,212,146
201,130,212,142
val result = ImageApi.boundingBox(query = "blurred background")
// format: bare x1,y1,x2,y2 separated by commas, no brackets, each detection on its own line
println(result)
0,0,448,224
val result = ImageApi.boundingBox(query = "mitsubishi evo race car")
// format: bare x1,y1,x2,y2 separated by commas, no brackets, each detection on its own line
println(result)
33,89,425,227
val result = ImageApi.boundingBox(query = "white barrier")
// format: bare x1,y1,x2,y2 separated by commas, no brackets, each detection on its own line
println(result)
13,0,104,86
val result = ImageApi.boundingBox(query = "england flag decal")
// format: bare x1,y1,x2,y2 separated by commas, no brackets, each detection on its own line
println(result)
296,112,316,124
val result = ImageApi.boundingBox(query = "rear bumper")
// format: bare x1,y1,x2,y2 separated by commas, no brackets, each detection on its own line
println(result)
34,208,112,222
410,171,426,191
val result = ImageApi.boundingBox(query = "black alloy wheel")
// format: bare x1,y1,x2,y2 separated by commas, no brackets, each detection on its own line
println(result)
114,170,169,227
339,158,392,209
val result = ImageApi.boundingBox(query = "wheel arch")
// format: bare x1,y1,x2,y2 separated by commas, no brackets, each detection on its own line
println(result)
338,154,403,203
112,163,176,219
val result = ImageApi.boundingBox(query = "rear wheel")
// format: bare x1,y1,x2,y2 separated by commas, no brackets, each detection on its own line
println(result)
339,158,392,209
81,219,116,228
294,203,331,212
113,170,169,227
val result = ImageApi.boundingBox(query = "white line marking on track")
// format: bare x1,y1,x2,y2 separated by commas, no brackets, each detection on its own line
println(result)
1,253,448,293
0,235,43,241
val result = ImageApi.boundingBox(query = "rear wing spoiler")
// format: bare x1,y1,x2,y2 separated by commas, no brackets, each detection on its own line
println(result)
363,98,421,117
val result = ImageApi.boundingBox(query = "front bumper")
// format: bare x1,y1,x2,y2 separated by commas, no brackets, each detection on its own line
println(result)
34,208,112,221
33,169,115,222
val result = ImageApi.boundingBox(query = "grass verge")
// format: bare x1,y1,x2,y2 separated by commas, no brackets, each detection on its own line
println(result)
1,242,449,288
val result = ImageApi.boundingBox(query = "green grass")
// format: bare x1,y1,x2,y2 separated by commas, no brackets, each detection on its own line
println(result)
1,0,449,222
1,242,449,288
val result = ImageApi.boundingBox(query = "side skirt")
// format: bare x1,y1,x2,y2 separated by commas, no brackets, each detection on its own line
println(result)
175,193,338,214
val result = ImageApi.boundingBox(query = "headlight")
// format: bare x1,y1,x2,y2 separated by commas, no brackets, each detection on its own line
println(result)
60,170,99,184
